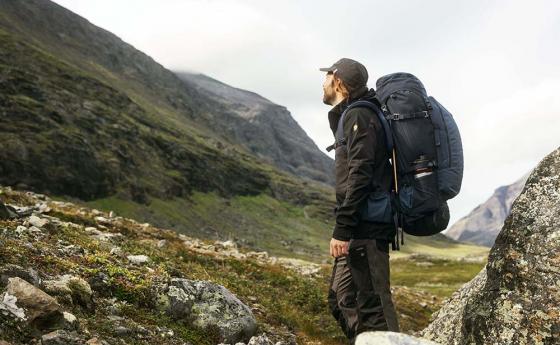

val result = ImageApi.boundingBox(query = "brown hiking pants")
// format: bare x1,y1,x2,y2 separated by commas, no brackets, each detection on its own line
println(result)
327,238,399,343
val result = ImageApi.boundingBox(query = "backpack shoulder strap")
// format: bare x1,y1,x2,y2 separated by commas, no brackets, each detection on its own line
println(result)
335,100,393,154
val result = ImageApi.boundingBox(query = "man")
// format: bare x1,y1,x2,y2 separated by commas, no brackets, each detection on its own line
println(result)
320,58,400,343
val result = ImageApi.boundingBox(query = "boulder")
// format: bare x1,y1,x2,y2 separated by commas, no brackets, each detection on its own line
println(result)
0,264,41,288
5,277,64,331
164,278,257,344
422,148,560,344
355,331,441,345
42,275,94,310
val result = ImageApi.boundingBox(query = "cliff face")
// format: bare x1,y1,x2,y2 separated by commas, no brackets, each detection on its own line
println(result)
422,147,560,345
445,174,529,247
0,0,333,189
177,72,334,185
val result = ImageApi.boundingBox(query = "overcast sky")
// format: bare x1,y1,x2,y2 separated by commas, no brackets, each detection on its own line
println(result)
52,0,560,227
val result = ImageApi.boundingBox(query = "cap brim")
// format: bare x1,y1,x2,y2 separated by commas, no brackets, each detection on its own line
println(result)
319,66,335,72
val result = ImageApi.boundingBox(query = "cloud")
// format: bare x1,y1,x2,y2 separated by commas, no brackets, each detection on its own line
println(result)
51,0,560,225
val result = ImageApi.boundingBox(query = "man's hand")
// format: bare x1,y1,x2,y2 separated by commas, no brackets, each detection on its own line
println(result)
330,238,349,258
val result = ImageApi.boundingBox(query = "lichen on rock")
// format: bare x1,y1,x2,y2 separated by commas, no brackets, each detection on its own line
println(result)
422,148,560,344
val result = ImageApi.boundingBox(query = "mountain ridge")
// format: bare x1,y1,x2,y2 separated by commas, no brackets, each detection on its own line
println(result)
444,173,529,247
0,0,334,186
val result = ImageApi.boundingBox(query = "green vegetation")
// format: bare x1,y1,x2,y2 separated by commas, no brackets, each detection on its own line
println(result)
0,187,488,344
391,256,487,298
88,192,332,262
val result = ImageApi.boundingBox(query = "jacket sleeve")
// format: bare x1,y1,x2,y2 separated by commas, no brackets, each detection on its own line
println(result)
332,108,376,241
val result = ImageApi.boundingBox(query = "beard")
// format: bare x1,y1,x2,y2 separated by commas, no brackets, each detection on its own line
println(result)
323,89,336,105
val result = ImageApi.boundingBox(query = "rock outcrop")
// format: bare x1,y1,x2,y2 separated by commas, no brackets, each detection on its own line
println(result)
445,173,529,247
177,72,335,185
3,277,64,332
356,331,440,345
161,278,257,344
422,147,560,344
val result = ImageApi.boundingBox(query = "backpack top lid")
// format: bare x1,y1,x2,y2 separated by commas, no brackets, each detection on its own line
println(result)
375,72,428,104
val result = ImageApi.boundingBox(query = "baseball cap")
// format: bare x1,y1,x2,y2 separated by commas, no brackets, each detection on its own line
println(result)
319,58,368,91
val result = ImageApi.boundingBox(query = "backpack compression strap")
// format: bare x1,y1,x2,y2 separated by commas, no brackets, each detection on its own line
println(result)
326,100,394,154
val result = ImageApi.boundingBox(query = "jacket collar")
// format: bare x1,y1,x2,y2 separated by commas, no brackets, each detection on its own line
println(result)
328,87,376,136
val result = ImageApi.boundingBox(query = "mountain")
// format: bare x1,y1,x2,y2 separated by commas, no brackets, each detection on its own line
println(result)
444,173,529,247
0,0,482,262
0,0,333,188
0,0,339,261
176,72,335,185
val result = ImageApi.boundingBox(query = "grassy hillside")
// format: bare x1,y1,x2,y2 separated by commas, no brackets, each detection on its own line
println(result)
0,187,487,345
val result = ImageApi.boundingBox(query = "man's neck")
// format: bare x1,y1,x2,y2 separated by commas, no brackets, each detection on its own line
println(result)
332,94,347,107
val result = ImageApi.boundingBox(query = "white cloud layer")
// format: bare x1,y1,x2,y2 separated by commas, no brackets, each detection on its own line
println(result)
52,0,560,225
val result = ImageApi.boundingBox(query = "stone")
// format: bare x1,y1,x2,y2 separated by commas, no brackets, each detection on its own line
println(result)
62,311,78,330
355,331,441,345
248,334,274,345
421,148,560,345
269,257,321,276
86,337,108,345
165,278,256,344
41,330,83,345
0,340,13,345
114,326,132,336
5,277,64,330
216,240,237,250
0,201,16,220
0,264,42,287
0,292,27,320
42,275,94,310
127,254,150,265
166,285,194,319
27,215,48,228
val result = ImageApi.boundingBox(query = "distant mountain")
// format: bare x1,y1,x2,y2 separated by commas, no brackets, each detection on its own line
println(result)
445,174,529,247
176,72,334,185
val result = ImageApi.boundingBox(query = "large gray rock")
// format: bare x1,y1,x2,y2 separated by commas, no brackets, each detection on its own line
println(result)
5,277,64,331
165,278,257,344
422,148,560,344
355,331,440,345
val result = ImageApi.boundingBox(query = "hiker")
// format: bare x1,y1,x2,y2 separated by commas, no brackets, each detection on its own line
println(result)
320,58,400,343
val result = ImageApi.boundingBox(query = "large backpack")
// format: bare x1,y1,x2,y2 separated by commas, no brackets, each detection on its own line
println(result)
335,72,463,250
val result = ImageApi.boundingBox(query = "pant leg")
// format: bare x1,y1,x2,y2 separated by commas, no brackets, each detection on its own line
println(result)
347,238,400,333
328,256,359,341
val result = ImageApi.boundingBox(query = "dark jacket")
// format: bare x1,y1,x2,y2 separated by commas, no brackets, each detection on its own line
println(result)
329,88,395,241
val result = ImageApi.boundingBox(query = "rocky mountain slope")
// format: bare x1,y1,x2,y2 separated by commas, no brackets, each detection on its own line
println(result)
0,185,480,345
0,0,482,262
0,0,337,261
176,72,334,185
422,147,560,344
0,0,333,187
445,174,529,247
